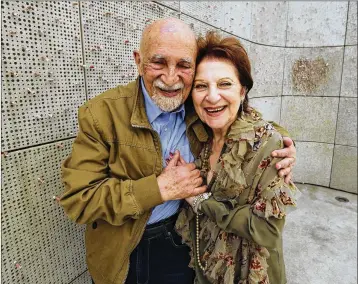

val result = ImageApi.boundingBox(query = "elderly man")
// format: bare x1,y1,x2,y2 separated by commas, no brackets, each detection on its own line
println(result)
60,18,295,284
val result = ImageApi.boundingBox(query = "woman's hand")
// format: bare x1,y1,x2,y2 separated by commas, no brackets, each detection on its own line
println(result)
271,136,296,184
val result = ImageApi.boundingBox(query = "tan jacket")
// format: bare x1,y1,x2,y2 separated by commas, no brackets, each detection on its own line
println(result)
60,78,290,284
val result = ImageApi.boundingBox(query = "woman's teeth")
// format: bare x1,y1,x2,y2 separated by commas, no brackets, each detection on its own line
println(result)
206,106,225,113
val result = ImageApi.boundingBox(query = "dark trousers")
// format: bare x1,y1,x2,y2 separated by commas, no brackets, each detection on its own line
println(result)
92,214,194,284
126,214,194,284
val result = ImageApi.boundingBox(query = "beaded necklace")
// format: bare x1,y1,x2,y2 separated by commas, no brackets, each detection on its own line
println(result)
195,138,227,271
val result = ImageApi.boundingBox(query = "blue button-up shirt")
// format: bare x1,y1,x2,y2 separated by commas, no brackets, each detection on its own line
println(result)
141,78,194,224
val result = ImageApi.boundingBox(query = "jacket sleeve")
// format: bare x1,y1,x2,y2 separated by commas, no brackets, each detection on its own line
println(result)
60,105,163,225
199,132,299,249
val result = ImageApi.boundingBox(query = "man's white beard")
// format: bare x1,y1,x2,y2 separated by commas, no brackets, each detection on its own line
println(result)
151,89,184,112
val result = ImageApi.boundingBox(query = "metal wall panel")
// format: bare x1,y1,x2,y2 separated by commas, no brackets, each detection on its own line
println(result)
81,1,179,99
1,1,86,151
1,139,86,284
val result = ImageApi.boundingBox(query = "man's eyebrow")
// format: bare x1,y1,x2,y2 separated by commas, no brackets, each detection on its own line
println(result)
150,54,165,61
180,58,193,64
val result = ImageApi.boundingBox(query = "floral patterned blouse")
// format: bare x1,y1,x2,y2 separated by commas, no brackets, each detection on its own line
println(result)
176,108,300,284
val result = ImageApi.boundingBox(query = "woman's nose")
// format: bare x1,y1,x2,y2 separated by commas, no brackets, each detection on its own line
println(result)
205,87,221,104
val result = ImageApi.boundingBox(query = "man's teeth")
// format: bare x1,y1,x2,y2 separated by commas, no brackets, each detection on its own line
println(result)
160,88,180,92
206,106,225,113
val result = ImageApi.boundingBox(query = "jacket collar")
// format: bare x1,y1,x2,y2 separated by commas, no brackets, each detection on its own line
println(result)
185,103,209,143
130,77,153,129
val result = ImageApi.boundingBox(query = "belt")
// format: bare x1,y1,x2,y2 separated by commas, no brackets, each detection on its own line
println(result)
142,213,178,239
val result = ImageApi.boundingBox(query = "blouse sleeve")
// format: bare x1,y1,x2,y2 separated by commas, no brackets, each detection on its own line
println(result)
199,131,300,249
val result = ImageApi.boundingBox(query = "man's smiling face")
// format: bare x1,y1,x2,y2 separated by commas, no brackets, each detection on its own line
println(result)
134,19,197,112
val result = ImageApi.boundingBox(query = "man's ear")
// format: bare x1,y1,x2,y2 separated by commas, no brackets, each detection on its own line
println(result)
133,50,143,76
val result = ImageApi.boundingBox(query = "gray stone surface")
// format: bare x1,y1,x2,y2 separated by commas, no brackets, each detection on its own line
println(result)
281,97,339,143
251,2,288,46
330,145,358,193
180,13,222,39
286,2,348,47
249,44,285,98
180,1,225,31
284,184,357,284
283,47,344,97
341,46,358,98
346,1,358,45
221,2,252,38
335,98,357,146
293,142,334,186
250,97,281,123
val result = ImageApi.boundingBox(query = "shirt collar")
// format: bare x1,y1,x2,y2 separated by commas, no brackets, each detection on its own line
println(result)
141,77,185,123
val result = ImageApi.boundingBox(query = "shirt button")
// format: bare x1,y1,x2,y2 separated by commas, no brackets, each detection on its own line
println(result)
164,128,168,132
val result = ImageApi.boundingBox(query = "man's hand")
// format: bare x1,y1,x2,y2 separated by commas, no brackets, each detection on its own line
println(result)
271,136,296,184
157,150,207,202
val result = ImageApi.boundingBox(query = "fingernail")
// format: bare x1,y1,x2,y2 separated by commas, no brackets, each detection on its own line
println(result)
276,164,281,169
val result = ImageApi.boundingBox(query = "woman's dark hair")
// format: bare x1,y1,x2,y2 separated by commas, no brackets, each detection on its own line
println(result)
195,31,253,114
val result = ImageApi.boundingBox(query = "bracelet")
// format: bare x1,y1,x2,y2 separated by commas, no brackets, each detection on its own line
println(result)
192,192,212,214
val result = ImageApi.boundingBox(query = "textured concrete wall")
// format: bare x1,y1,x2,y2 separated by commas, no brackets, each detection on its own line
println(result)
247,2,357,194
1,1,357,283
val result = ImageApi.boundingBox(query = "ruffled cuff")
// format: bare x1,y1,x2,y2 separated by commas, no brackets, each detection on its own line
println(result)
252,178,301,219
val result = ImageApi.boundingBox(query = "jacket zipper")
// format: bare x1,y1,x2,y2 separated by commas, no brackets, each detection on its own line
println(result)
121,124,163,284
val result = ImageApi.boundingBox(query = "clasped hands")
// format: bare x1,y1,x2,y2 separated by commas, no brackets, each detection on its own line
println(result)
157,137,296,207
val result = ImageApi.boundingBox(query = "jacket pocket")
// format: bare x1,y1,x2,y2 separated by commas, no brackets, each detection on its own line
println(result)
115,143,157,179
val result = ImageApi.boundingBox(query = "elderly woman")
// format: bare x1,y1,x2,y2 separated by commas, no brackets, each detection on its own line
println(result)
175,31,300,284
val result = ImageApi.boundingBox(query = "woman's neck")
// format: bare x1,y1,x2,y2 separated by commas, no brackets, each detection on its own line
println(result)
212,129,227,148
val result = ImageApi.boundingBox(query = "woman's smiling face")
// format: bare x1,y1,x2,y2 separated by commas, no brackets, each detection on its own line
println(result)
192,58,245,133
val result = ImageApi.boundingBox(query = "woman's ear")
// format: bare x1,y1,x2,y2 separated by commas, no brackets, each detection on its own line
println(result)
240,86,247,97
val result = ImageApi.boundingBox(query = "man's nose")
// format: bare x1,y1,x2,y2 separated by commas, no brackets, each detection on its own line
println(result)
161,67,179,86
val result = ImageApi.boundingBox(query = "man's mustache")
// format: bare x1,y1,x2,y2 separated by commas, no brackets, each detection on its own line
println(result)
153,79,184,91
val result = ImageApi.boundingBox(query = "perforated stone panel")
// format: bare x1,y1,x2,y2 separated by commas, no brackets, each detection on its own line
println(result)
1,139,86,284
71,270,92,284
280,96,339,143
283,47,344,97
286,2,348,47
1,1,86,151
249,44,285,98
293,142,334,186
154,1,180,12
81,1,178,99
